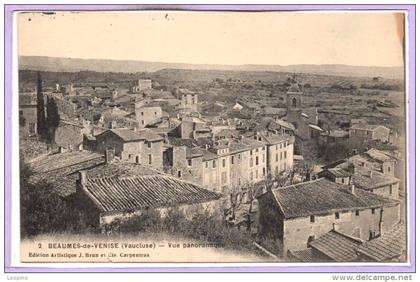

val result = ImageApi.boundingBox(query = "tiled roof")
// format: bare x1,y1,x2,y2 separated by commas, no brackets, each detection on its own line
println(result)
352,167,399,190
83,175,221,212
288,248,333,262
365,148,397,163
167,137,198,148
261,134,290,145
356,223,405,262
268,178,399,219
309,230,362,262
321,168,352,178
350,124,389,131
107,128,163,142
86,161,161,179
241,137,266,149
28,151,105,197
186,147,204,158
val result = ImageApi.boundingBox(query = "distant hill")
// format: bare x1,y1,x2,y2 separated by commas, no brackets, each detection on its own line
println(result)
19,56,404,80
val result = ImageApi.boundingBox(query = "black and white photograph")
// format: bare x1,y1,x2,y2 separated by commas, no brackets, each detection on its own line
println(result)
17,10,408,263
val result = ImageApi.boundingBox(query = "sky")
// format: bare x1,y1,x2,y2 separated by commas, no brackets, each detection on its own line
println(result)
17,11,405,67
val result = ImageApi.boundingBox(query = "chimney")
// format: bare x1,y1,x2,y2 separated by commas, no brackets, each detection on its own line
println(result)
332,223,337,231
205,144,210,150
369,171,373,178
351,184,355,195
77,170,88,193
105,147,115,164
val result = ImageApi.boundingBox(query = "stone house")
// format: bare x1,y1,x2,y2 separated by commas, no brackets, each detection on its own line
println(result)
350,124,390,143
289,222,405,262
163,146,204,186
131,79,152,93
317,168,353,185
257,178,400,257
173,116,211,139
75,171,221,230
319,129,349,145
259,133,294,176
176,88,199,112
349,148,397,176
352,167,400,200
54,120,85,152
94,128,164,170
135,104,162,128
19,93,38,137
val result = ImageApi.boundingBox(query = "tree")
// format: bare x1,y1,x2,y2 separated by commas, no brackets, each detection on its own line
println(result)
45,96,60,143
36,71,47,139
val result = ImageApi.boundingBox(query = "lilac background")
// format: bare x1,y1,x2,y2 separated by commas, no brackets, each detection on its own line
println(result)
4,4,416,273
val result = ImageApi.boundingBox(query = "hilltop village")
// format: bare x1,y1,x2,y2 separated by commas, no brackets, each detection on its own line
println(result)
19,71,406,262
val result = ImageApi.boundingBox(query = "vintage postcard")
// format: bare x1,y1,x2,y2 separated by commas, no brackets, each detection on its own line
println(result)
4,4,415,273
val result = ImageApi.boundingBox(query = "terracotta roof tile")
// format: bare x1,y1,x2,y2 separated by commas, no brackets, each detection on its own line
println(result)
83,175,221,212
356,223,405,261
269,178,399,219
309,230,362,261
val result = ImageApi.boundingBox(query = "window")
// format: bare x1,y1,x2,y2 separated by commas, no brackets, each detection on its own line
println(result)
222,159,226,167
280,153,283,160
141,120,145,125
205,162,208,168
148,142,152,148
19,110,23,115
256,148,259,153
256,170,258,179
263,168,266,176
188,159,192,166
355,210,360,216
284,151,287,158
221,172,227,184
341,178,345,184
148,154,152,165
250,157,253,167
388,167,391,172
238,154,241,160
310,215,315,223
292,97,297,107
256,156,259,165
389,186,393,195
154,112,157,116
250,150,253,155
262,147,265,151
250,171,253,180
307,236,315,247
335,212,340,219
371,208,376,214
279,143,282,149
141,112,144,116
276,154,279,162
231,156,234,164
177,171,182,178
213,160,216,168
